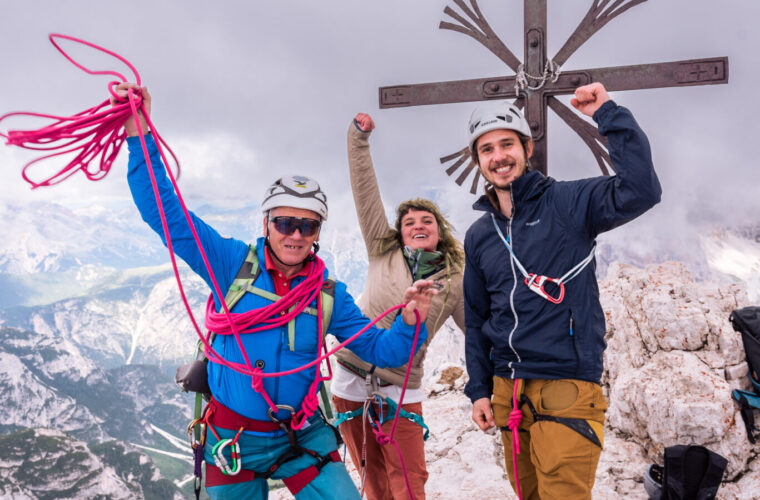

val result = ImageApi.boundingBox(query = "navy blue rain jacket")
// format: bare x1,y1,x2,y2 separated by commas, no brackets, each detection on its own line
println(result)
463,101,661,402
126,134,427,422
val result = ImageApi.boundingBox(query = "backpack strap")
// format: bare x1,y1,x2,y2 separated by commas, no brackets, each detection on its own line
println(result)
732,389,760,444
223,245,262,311
320,277,336,335
317,277,336,420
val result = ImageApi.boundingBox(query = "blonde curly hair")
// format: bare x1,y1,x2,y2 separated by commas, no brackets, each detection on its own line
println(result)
376,198,464,270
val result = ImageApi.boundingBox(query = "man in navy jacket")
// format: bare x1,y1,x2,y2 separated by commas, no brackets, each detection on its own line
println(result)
463,82,661,499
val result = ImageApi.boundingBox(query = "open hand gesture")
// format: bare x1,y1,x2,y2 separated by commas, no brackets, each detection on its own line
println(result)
401,279,439,325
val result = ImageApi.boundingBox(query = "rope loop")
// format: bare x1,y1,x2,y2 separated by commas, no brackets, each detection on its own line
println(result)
250,368,266,393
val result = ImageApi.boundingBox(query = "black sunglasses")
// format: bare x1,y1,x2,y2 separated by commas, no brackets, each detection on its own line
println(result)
270,216,322,237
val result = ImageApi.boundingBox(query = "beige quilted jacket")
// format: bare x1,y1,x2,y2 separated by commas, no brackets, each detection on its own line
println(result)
333,124,465,389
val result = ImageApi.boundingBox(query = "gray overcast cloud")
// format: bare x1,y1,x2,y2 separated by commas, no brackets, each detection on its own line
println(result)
1,0,758,259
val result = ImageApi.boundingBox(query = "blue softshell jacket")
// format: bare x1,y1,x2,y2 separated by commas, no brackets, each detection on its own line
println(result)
463,101,661,403
126,134,427,421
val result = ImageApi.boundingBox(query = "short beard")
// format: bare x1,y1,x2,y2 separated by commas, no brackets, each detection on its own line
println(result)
489,161,525,191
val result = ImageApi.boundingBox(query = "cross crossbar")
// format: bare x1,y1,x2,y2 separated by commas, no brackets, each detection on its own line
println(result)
378,0,729,192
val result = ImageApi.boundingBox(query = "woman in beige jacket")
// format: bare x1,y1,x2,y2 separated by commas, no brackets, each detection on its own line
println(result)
332,113,465,500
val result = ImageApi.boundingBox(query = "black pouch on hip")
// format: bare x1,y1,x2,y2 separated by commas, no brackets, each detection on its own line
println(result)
175,359,211,395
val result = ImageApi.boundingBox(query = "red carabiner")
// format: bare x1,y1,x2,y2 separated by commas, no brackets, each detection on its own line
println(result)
524,274,565,304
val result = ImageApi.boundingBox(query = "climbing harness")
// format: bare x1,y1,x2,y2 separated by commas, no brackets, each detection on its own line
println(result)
180,244,340,494
187,399,343,495
332,366,430,499
501,379,603,500
2,34,425,499
184,253,420,495
519,394,602,448
491,213,595,304
333,395,430,441
514,59,561,96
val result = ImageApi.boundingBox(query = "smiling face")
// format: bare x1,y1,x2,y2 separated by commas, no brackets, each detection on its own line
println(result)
400,208,440,252
475,129,533,190
263,206,321,272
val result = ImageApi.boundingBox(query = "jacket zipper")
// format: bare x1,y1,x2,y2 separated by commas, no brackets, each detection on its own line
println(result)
506,190,521,378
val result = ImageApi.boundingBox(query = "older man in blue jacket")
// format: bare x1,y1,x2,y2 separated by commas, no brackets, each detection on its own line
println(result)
463,82,661,499
114,83,433,500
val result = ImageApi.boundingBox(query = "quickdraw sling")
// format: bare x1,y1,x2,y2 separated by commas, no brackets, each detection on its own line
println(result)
491,213,595,304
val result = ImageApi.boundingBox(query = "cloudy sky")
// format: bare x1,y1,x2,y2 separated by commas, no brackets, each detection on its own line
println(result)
1,0,758,260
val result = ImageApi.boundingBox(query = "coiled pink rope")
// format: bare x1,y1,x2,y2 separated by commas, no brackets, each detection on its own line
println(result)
0,34,179,188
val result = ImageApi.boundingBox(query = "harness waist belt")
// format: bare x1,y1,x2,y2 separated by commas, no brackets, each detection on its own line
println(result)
336,359,393,387
207,398,285,432
205,450,342,491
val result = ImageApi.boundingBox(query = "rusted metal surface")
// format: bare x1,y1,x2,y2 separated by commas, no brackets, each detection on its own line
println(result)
379,0,729,193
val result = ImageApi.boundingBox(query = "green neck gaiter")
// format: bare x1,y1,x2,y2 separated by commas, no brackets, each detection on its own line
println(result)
403,246,445,281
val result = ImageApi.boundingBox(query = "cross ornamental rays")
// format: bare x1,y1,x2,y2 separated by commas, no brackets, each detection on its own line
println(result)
379,0,728,193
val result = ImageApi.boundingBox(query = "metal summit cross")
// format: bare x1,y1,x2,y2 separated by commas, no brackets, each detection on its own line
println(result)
378,0,728,193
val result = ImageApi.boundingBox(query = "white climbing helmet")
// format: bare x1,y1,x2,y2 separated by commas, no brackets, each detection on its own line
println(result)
261,175,328,220
468,101,532,157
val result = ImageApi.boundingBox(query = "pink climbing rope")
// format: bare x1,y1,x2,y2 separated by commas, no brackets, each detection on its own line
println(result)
0,34,179,188
0,33,327,404
368,308,423,499
1,35,425,498
508,378,524,500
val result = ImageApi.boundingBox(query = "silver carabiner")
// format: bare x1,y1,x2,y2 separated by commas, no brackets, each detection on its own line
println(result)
267,404,296,424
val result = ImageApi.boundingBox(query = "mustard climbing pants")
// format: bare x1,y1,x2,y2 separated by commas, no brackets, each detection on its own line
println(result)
491,377,607,500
